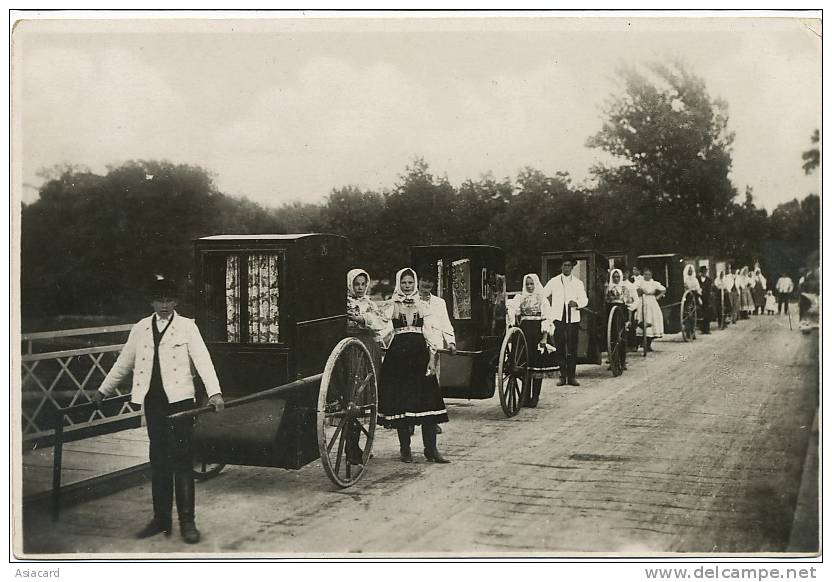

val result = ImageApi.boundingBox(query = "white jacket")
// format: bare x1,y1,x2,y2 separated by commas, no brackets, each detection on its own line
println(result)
543,274,589,323
98,312,222,405
418,294,456,350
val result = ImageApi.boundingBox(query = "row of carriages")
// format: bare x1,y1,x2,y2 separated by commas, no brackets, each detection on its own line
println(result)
168,234,730,489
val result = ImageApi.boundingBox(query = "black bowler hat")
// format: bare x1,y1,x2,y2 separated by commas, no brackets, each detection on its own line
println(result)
149,275,179,299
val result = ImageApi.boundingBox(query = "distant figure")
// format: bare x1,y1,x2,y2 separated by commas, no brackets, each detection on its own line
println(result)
93,277,224,544
635,268,666,352
764,290,777,315
775,273,794,315
752,268,767,315
417,271,457,389
543,256,588,387
697,266,713,334
725,267,739,324
507,274,557,407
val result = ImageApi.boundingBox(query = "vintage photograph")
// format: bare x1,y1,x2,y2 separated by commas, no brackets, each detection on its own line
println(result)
11,11,821,559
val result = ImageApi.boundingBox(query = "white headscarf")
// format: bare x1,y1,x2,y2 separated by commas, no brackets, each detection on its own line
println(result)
609,268,624,289
392,267,419,303
347,268,371,299
520,273,545,297
683,264,700,292
755,268,767,290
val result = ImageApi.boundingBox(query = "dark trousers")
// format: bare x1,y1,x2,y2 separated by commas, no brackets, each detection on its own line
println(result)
700,302,711,333
144,385,196,526
778,293,790,314
555,321,580,380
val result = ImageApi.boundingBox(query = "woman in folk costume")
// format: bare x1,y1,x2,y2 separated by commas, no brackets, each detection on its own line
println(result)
621,269,642,350
683,264,702,294
506,274,557,408
605,268,633,367
740,266,755,318
752,268,767,315
635,268,666,352
346,268,387,373
378,268,450,464
734,267,748,318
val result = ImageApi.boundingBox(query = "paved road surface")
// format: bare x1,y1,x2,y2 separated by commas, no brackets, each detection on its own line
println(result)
19,313,818,556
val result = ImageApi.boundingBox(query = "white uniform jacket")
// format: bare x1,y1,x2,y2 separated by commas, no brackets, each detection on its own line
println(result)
98,312,222,405
543,274,589,323
418,294,456,351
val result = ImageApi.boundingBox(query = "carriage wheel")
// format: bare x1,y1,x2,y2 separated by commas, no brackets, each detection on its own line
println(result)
607,305,627,377
317,337,378,488
681,291,698,342
497,327,528,417
192,459,225,481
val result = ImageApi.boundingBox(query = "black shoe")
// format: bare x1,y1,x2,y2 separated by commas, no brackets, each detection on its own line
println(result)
435,425,443,435
568,378,580,387
400,447,413,463
347,447,364,465
180,521,201,544
136,519,171,539
556,378,567,386
526,397,539,408
424,448,451,463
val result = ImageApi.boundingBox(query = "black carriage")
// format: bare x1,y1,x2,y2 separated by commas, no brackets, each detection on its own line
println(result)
409,245,530,417
605,250,632,273
636,253,698,341
180,234,378,488
540,249,628,376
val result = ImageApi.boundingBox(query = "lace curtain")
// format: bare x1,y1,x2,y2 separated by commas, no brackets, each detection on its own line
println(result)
223,254,280,343
452,258,472,319
225,256,241,342
247,254,280,343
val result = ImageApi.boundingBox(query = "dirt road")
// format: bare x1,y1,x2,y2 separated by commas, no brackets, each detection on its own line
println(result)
21,313,818,556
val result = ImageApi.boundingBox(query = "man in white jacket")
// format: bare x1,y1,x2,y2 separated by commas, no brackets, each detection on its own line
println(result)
543,256,589,387
93,277,224,544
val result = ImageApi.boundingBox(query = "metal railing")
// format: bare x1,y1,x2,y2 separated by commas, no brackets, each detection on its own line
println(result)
21,324,138,443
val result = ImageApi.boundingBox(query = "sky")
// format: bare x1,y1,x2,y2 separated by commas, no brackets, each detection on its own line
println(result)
13,15,822,211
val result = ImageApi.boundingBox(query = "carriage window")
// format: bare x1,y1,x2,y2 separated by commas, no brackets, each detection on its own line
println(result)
451,258,472,319
247,254,280,343
202,254,240,342
202,253,281,343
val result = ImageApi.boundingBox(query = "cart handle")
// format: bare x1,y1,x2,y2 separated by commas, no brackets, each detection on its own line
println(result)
167,373,324,421
380,347,483,356
434,348,483,356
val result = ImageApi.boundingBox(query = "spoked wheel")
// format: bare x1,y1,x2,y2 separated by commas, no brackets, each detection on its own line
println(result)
607,305,627,377
497,327,528,417
317,337,378,488
192,459,225,481
681,291,698,342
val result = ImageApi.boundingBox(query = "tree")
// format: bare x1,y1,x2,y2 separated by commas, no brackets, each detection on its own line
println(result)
587,62,737,256
21,160,285,317
801,129,820,175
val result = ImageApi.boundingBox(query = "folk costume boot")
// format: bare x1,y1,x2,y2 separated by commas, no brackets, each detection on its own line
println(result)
175,472,200,544
397,427,413,463
422,423,450,464
346,421,364,466
136,517,172,539
645,337,654,353
557,374,567,387
529,380,542,408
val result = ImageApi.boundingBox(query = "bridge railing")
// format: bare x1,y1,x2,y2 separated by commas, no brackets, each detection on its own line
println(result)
21,324,140,445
